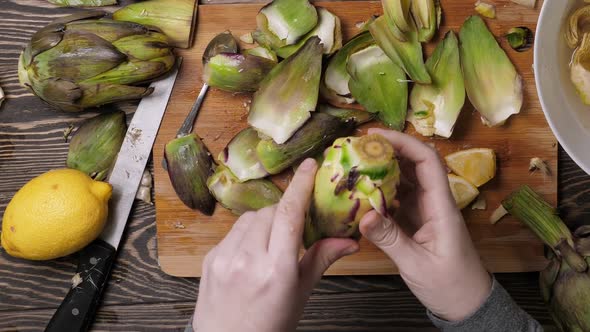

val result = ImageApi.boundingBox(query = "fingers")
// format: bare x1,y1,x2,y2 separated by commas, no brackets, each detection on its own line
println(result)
299,238,359,293
269,158,318,258
241,205,277,251
359,210,422,270
215,211,256,256
368,128,449,195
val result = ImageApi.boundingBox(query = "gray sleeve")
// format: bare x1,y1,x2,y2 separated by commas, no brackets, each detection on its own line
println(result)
427,277,543,332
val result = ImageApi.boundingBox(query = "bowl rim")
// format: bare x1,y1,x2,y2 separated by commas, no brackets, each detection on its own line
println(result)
534,0,590,175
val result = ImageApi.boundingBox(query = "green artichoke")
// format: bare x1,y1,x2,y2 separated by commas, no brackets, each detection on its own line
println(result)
304,134,401,248
18,11,176,112
502,186,590,332
66,111,127,180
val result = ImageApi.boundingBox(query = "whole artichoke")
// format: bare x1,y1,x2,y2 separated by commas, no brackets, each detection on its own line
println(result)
18,11,175,112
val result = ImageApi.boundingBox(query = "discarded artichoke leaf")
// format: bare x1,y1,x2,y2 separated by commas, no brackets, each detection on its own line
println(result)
347,45,408,131
113,0,198,48
202,31,239,65
276,7,342,59
67,111,126,181
369,16,431,84
248,37,323,144
203,53,276,93
510,0,536,8
529,157,552,176
18,14,175,112
253,0,318,50
240,32,254,44
505,27,534,52
565,5,590,49
382,0,413,35
243,47,278,63
219,127,268,182
256,112,355,175
475,1,496,19
318,104,375,125
571,33,590,105
165,133,216,215
409,31,465,138
304,134,400,248
207,165,282,216
322,31,375,105
411,0,440,42
459,15,522,126
48,0,117,6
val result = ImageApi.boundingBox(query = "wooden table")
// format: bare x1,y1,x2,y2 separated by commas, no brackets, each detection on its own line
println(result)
0,0,587,330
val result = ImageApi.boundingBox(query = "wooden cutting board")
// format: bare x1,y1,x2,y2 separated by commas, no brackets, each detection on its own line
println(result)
153,0,555,277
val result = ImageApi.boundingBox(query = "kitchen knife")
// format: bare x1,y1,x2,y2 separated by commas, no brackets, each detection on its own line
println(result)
45,58,182,332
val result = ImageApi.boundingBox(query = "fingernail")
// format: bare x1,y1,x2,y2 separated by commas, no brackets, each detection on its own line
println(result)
299,158,316,171
342,244,359,256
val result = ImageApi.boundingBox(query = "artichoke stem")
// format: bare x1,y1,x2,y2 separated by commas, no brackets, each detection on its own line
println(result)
556,240,588,273
502,185,575,252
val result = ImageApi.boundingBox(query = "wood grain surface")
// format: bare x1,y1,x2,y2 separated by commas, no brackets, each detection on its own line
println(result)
154,0,556,277
0,0,585,330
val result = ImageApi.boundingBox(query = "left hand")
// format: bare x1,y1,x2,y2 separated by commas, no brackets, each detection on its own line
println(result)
193,158,360,332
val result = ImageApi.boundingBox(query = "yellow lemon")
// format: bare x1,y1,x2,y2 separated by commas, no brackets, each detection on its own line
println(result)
448,174,479,209
1,169,112,260
445,148,496,187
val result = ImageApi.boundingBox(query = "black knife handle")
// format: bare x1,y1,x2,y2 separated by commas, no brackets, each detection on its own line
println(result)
45,239,116,332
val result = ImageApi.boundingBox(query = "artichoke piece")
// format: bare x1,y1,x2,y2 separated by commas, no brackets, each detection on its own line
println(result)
318,104,375,125
304,134,401,248
369,16,431,84
253,0,318,50
382,0,412,36
66,111,127,180
48,0,117,6
203,53,276,93
244,47,278,63
322,31,375,105
219,128,268,182
207,165,282,216
474,1,496,19
165,133,216,215
248,37,323,144
505,27,534,52
256,112,355,175
411,0,441,42
113,0,198,48
202,31,239,65
409,31,465,138
459,15,522,126
276,7,343,59
565,6,590,49
18,13,175,112
571,33,590,105
347,45,408,131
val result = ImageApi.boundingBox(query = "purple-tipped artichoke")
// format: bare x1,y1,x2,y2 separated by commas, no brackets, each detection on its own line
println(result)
502,186,590,331
18,11,175,112
304,134,400,248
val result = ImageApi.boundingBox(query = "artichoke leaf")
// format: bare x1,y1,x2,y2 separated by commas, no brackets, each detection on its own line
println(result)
253,0,318,49
219,128,268,182
248,37,323,144
203,53,276,93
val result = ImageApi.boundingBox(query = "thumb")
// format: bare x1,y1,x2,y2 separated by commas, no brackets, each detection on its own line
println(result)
299,238,359,292
359,210,420,270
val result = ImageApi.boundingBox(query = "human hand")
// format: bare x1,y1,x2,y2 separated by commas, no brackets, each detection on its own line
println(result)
193,159,359,332
360,128,492,322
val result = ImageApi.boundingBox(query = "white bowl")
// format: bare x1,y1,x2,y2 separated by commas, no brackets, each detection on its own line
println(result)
535,0,590,174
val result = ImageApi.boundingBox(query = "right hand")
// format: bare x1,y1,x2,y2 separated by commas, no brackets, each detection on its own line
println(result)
360,128,492,322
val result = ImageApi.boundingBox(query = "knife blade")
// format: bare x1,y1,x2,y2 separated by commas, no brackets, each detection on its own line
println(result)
45,58,182,332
